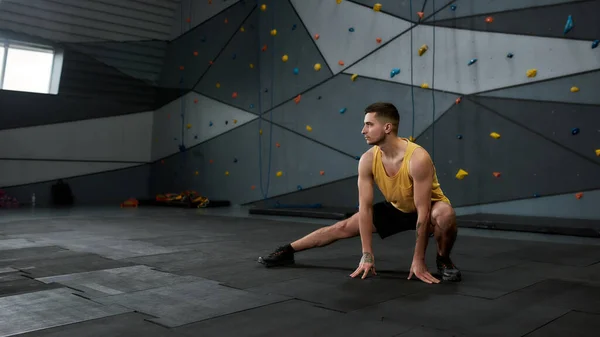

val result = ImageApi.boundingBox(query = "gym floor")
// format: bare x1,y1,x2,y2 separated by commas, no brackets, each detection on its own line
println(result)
1,206,599,337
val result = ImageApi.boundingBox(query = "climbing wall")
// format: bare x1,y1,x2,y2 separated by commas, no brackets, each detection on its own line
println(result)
152,0,600,219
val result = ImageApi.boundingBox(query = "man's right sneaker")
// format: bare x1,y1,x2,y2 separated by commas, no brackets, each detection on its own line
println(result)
258,245,295,267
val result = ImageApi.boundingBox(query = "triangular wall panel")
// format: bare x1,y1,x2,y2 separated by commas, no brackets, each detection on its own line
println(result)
195,8,260,114
256,0,333,112
345,25,600,95
350,0,454,22
267,74,458,157
151,92,258,162
478,70,600,105
158,0,255,90
170,0,241,40
431,0,600,40
471,96,600,163
149,118,359,204
290,0,413,75
415,98,600,207
426,0,582,22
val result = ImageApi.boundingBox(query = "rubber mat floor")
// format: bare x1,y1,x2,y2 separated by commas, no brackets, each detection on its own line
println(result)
0,207,599,336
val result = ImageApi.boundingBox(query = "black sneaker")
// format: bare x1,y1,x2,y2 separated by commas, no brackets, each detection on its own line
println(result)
258,245,295,267
436,255,462,282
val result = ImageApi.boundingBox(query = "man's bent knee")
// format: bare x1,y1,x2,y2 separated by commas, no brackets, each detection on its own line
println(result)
431,202,456,231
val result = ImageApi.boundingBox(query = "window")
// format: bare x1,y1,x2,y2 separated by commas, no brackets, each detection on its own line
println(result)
0,39,63,95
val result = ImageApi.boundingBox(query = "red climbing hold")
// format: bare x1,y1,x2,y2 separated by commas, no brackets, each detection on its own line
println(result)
576,192,584,199
417,12,424,19
294,95,301,104
455,97,462,104
232,92,238,98
485,16,493,23
376,37,382,43
179,66,184,70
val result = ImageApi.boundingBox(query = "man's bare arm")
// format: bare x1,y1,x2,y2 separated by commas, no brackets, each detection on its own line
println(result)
357,150,375,255
410,148,434,261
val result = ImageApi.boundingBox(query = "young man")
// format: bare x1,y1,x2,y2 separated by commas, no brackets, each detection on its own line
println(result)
257,102,461,283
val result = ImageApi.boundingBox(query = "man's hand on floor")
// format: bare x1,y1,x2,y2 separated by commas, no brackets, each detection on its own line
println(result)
350,252,377,279
408,258,440,284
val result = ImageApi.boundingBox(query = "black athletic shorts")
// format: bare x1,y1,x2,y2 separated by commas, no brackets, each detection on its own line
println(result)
372,201,418,239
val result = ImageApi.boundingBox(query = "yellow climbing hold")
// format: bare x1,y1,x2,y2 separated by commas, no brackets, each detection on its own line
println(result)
233,119,237,124
195,171,199,176
282,54,288,62
260,4,266,11
455,169,469,180
595,149,600,156
408,136,416,142
306,125,312,132
216,82,221,88
421,83,429,89
336,0,342,3
314,63,321,71
276,171,283,177
270,29,277,36
240,26,245,32
490,132,501,139
418,44,428,56
186,123,192,129
351,74,358,81
259,129,263,135
373,3,382,11
526,69,537,78
225,171,229,176
570,86,580,92
249,63,254,68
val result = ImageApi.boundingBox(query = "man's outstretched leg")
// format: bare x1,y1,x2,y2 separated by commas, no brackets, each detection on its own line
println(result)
430,201,461,281
258,212,369,267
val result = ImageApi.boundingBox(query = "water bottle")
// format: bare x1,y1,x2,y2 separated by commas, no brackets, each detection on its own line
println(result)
31,193,36,207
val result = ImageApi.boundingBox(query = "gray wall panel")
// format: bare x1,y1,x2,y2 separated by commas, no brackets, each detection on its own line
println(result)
350,0,454,21
149,118,359,204
158,0,256,90
472,96,600,163
479,70,600,105
427,0,581,22
2,164,151,206
416,98,600,207
432,0,600,40
256,0,333,112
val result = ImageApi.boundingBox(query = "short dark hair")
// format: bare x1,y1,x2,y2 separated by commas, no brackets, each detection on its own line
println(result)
364,102,399,130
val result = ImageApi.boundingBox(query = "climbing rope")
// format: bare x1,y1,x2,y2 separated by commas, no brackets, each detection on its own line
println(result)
257,0,274,199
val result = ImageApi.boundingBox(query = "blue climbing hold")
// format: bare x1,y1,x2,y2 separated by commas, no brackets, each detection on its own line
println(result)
507,53,514,58
296,185,302,190
292,24,297,30
250,104,254,109
450,5,456,11
209,121,213,127
339,107,347,114
232,53,236,60
317,96,322,100
349,27,355,32
533,193,540,198
179,144,186,152
571,127,580,135
592,40,599,49
293,68,299,75
194,135,198,139
456,134,463,139
355,156,360,160
233,158,238,163
264,88,268,93
564,15,573,35
468,58,477,66
225,120,228,125
390,68,401,78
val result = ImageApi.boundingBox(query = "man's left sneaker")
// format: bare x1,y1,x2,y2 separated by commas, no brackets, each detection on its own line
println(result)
436,255,462,282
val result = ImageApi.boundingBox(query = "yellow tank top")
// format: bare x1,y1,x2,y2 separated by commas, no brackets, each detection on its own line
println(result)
371,138,450,213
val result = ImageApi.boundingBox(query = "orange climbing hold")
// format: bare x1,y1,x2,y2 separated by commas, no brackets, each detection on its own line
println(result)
193,51,198,56
209,159,214,164
314,34,320,40
194,99,198,103
320,170,325,175
232,92,238,98
485,16,493,23
179,66,184,70
251,185,256,190
224,18,228,24
376,37,382,43
575,192,584,199
276,142,280,148
294,95,301,104
262,45,267,52
492,172,501,178
455,97,462,104
338,60,345,66
186,18,191,23
417,11,424,19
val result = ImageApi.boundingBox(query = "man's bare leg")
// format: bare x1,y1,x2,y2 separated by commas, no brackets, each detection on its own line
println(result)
430,201,461,281
258,212,376,267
